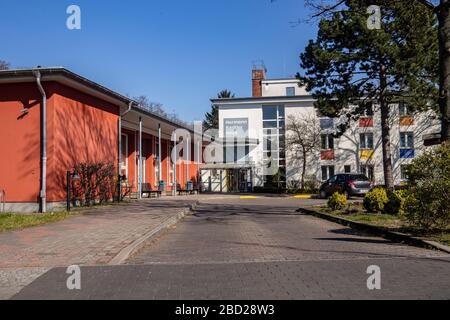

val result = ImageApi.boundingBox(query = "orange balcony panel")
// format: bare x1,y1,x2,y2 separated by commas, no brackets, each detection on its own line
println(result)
400,116,414,126
360,150,375,160
359,118,374,127
321,150,335,160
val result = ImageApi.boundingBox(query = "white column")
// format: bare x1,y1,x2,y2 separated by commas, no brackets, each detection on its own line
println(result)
158,124,162,183
138,117,142,199
186,135,190,187
197,140,201,185
173,133,177,197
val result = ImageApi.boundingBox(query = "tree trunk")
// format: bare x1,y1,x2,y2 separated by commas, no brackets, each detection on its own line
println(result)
301,147,307,191
380,63,395,189
438,0,450,142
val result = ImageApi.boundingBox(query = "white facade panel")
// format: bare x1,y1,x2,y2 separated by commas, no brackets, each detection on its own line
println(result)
214,98,440,190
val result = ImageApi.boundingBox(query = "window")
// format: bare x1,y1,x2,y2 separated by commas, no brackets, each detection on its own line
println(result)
169,144,174,184
401,165,409,180
321,134,334,150
286,87,295,97
263,105,286,169
278,107,285,119
400,132,414,149
321,166,335,181
363,104,374,117
360,133,374,149
263,106,278,120
120,134,128,178
360,165,375,181
263,121,278,128
344,165,351,173
399,102,412,116
320,118,334,130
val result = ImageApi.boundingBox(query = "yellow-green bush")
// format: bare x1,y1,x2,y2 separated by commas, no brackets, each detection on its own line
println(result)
364,188,389,213
328,192,348,211
383,190,409,215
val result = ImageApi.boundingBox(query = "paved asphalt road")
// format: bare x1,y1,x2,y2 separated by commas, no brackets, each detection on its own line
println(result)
12,196,450,300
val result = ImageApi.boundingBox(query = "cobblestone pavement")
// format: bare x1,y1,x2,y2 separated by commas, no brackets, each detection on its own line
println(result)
130,199,445,265
0,199,196,299
12,258,450,300
12,197,450,300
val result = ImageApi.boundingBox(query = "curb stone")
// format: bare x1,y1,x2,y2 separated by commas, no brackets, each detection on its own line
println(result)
108,201,199,265
299,207,450,254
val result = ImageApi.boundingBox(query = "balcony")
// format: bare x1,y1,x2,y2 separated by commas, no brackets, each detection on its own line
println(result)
320,118,334,130
359,117,374,128
400,149,415,159
400,116,414,126
321,150,335,161
360,149,374,160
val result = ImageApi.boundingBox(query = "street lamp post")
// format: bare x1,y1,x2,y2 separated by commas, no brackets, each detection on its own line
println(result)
66,170,80,212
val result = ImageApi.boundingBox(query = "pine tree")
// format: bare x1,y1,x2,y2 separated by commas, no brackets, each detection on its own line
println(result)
204,90,235,130
298,0,438,189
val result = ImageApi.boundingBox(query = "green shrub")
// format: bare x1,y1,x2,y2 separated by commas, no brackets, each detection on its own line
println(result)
363,188,389,213
328,192,348,211
404,143,450,230
383,190,409,215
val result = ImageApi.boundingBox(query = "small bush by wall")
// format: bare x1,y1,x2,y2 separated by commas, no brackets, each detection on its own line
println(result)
73,162,117,206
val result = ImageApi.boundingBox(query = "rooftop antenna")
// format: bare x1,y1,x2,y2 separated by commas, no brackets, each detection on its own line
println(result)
252,60,266,73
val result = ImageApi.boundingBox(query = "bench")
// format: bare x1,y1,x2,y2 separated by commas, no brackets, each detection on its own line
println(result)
175,184,199,196
141,183,162,198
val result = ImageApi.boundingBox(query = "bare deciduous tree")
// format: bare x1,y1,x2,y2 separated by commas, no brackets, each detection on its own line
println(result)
135,95,191,128
0,60,10,70
286,114,321,191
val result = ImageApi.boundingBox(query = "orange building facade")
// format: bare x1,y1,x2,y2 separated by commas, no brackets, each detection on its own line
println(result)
0,68,201,212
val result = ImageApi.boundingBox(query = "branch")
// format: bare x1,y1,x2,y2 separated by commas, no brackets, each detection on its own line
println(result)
310,0,347,18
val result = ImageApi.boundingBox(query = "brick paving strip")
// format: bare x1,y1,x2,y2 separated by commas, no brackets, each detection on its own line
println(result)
0,199,197,299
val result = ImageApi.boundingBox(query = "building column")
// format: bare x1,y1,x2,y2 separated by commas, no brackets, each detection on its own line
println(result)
138,117,143,199
173,133,177,197
186,135,190,188
158,124,162,184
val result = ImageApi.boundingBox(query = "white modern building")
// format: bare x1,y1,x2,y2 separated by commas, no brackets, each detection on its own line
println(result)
200,67,439,192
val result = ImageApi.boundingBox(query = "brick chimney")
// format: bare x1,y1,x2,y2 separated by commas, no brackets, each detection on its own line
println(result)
252,66,266,97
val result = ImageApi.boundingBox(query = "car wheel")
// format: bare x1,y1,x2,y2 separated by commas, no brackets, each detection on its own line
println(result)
320,191,327,199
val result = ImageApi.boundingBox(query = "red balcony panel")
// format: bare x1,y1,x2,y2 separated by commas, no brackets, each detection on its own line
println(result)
359,118,374,127
400,116,414,126
321,150,335,160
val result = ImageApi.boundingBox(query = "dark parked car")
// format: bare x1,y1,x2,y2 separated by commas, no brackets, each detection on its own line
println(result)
319,174,373,199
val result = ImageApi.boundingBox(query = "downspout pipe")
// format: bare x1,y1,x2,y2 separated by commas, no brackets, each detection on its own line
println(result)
34,70,47,213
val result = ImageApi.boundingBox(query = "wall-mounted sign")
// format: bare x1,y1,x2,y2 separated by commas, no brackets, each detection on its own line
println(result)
224,118,248,138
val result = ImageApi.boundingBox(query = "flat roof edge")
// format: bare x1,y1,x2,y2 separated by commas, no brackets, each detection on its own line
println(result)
211,95,315,105
0,67,134,106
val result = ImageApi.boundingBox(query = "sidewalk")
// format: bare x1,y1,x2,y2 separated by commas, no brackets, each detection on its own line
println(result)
0,199,195,299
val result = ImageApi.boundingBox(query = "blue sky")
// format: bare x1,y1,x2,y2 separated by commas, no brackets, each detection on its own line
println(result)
0,0,317,122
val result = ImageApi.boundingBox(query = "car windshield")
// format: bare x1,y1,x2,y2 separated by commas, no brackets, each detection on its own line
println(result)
348,174,369,181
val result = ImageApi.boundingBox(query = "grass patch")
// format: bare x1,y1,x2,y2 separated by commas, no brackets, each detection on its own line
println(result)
0,212,76,232
317,204,450,247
